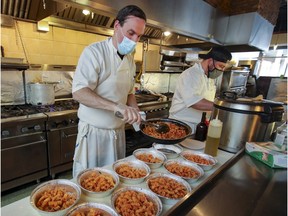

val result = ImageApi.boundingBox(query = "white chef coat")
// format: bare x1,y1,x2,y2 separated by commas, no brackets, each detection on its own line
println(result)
72,38,136,177
169,62,216,133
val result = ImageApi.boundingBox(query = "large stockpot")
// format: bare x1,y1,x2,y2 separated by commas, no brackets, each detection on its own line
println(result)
212,96,284,153
27,82,58,105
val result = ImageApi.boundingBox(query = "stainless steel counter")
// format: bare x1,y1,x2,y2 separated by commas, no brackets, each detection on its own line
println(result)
165,149,287,216
2,147,286,216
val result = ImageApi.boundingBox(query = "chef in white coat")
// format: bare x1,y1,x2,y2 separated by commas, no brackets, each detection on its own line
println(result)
72,5,146,177
169,47,232,133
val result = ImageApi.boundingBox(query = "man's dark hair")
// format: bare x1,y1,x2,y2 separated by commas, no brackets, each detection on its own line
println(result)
116,5,146,26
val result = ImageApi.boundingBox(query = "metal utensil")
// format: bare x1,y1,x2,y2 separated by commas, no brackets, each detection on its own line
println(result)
115,111,170,133
157,148,177,154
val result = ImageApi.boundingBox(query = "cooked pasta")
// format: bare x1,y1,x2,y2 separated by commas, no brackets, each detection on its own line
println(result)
36,186,77,212
165,162,200,178
183,154,214,165
80,172,115,192
143,122,187,139
115,190,156,216
148,177,187,199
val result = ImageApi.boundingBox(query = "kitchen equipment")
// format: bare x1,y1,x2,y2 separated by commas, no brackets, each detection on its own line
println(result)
1,114,48,192
45,108,79,178
139,118,192,144
219,67,250,97
1,99,80,192
213,95,284,153
27,82,59,105
145,49,188,72
152,143,183,159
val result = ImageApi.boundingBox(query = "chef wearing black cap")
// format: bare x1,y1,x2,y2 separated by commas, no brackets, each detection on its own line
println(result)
169,46,232,133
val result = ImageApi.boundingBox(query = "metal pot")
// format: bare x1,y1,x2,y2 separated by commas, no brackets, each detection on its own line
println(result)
212,96,284,153
139,118,192,144
27,82,58,105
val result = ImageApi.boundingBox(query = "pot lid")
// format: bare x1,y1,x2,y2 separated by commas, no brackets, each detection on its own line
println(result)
214,97,284,114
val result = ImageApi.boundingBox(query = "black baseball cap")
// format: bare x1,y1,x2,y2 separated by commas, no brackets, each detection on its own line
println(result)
198,47,232,63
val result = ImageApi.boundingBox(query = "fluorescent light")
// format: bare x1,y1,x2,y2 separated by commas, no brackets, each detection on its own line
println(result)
163,31,171,36
37,21,49,32
82,9,90,15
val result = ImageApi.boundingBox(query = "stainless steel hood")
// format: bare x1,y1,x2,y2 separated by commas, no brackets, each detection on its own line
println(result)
1,0,283,51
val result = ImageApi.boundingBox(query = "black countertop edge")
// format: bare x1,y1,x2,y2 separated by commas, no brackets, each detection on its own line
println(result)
165,148,287,216
164,149,243,216
1,62,29,70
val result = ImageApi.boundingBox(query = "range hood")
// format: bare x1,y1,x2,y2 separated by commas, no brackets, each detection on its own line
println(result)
0,0,280,51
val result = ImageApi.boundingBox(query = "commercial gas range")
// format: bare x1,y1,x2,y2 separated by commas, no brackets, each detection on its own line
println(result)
1,100,79,192
1,95,171,191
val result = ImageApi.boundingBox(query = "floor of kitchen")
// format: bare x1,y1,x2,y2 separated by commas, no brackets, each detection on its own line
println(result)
1,170,73,207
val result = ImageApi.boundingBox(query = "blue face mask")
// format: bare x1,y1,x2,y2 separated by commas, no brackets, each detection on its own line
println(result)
117,28,136,55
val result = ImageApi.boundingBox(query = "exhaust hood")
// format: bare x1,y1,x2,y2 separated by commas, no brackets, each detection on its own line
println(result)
1,0,283,52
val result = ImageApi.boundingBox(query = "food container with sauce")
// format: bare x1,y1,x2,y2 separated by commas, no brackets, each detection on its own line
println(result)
112,158,150,184
76,167,119,198
133,148,167,169
180,150,217,171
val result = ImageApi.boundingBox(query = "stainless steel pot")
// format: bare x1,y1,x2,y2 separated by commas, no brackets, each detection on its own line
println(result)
212,96,284,153
27,82,58,105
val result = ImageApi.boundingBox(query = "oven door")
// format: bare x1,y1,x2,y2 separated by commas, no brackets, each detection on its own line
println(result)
220,69,249,96
1,132,48,191
47,126,77,176
229,71,249,88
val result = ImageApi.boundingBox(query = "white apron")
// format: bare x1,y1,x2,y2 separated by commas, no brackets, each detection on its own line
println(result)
73,56,134,177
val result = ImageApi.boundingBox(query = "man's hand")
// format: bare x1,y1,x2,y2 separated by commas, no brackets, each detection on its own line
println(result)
114,103,141,124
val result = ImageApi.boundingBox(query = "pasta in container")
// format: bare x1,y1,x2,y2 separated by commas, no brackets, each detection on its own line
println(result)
112,158,151,184
133,148,167,169
164,159,204,183
111,186,162,216
76,167,119,198
65,202,118,216
146,173,192,205
180,150,217,171
30,179,81,216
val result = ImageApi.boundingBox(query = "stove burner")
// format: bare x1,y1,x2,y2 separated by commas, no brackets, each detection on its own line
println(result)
135,94,160,103
1,100,79,119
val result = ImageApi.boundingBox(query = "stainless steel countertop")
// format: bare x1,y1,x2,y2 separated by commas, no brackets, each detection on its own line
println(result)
165,149,287,216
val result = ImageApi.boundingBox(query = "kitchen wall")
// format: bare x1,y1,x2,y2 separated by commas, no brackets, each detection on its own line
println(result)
1,20,149,64
2,20,175,104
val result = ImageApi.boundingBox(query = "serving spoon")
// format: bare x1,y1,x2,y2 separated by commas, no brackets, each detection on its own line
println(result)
115,111,170,133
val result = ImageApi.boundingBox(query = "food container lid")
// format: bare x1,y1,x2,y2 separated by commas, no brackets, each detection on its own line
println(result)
214,97,284,114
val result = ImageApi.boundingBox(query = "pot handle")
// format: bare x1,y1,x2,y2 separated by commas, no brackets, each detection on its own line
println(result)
220,91,238,100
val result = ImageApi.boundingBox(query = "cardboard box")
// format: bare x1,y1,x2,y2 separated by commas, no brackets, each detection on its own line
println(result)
245,142,287,168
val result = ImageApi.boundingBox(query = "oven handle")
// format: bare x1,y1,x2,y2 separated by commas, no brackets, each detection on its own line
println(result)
62,132,78,138
2,139,46,151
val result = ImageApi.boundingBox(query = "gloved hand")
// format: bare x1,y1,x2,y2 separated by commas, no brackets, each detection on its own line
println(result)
114,103,141,124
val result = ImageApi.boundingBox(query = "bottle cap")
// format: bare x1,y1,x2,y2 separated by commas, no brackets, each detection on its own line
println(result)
210,118,223,127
